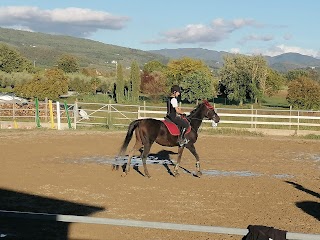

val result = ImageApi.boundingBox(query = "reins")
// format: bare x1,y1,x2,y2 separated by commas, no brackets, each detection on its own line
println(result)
186,102,215,133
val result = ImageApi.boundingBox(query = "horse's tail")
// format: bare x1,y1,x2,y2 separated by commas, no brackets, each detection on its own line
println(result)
119,119,141,155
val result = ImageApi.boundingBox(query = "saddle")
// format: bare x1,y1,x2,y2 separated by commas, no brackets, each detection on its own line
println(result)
162,117,191,136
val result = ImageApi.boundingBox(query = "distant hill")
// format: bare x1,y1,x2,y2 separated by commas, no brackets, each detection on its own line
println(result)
0,27,169,71
1,27,320,73
150,48,320,72
266,53,320,72
149,48,226,69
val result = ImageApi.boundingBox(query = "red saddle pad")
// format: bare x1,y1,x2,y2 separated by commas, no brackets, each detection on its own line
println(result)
162,119,191,136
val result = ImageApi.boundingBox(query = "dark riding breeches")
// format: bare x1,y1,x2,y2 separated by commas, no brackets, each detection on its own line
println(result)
169,116,190,130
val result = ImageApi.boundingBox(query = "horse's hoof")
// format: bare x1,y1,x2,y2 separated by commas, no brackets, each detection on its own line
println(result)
194,171,202,177
144,172,151,178
121,172,127,177
112,165,120,171
174,172,180,177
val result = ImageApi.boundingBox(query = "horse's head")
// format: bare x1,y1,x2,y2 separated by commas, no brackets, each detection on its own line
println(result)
202,100,220,123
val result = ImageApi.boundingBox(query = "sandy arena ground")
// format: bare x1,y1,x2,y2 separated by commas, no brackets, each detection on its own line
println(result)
0,130,319,240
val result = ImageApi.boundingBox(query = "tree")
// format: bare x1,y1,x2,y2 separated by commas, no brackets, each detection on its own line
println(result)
14,69,68,100
57,55,79,73
0,43,33,73
305,68,320,83
130,61,141,102
219,55,249,105
166,57,212,87
45,69,68,99
264,69,285,97
247,55,268,103
90,77,101,95
165,57,216,102
141,61,167,98
286,77,320,110
180,71,214,103
285,69,308,82
97,81,112,94
219,54,268,105
143,60,166,74
285,68,320,84
116,63,125,103
141,71,167,102
0,71,13,88
1,71,34,90
67,73,92,94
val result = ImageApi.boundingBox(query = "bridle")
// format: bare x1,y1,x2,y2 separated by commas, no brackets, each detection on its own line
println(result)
187,101,215,121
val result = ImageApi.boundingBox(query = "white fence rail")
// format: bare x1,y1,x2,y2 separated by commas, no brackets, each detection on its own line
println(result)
135,104,320,133
1,102,320,133
1,210,319,240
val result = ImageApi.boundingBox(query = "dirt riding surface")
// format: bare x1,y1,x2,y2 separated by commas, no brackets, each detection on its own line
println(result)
1,130,319,240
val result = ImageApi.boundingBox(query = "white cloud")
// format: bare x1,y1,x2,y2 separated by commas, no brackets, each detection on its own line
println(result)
0,6,129,37
2,24,34,32
239,34,274,45
252,44,320,58
144,18,261,44
230,48,241,54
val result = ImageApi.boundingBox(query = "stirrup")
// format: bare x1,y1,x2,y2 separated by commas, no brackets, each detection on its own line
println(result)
178,138,189,146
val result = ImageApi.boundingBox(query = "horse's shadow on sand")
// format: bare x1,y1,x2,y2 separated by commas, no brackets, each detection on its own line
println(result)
121,149,195,177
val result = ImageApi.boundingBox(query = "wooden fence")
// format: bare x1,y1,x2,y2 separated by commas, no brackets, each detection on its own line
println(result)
0,101,320,134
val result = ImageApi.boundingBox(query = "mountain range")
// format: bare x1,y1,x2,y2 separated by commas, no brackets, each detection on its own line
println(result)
1,27,319,72
0,27,168,71
149,48,320,72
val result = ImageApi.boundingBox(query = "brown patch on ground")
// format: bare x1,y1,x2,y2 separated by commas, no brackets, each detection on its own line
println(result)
0,130,319,239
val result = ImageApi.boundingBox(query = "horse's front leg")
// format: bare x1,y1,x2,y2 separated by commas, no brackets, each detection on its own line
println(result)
186,144,202,177
173,146,185,177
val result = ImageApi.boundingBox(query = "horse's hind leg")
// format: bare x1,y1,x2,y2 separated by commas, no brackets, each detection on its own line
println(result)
173,146,185,177
123,140,143,176
111,164,119,171
141,143,152,178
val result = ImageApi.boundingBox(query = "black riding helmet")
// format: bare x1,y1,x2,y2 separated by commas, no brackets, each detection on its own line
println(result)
171,85,181,93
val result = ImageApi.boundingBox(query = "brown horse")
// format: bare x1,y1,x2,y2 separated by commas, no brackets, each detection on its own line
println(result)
114,100,220,178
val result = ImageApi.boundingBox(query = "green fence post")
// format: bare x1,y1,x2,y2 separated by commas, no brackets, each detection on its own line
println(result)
64,101,72,129
35,98,41,128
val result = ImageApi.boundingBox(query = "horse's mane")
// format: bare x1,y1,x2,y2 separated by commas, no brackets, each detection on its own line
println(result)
187,102,204,119
187,100,214,120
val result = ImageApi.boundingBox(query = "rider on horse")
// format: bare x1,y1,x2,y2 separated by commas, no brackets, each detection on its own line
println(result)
166,85,190,146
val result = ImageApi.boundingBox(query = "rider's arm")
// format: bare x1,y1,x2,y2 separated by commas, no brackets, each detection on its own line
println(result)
174,106,185,115
171,98,185,115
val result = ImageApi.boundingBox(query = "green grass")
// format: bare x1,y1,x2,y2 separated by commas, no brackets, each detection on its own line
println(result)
261,96,290,108
299,134,320,140
74,125,125,131
202,127,265,137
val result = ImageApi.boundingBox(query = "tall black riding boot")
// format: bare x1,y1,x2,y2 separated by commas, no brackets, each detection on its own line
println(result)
178,128,189,146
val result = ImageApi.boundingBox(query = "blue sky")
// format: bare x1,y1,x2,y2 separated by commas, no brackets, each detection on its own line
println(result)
0,0,319,58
